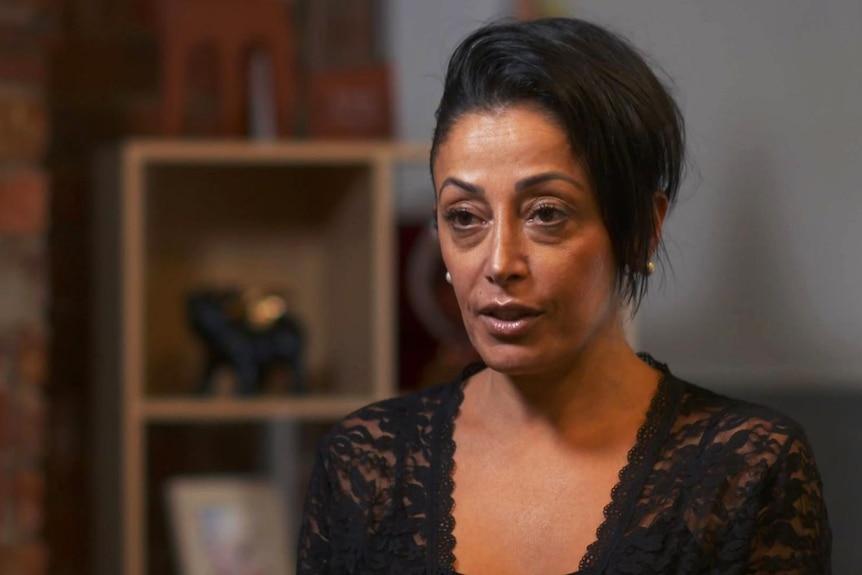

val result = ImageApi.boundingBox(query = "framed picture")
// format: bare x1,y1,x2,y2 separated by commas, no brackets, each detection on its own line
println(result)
166,477,293,575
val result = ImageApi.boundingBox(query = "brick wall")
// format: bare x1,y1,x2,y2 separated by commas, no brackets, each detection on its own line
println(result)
44,0,164,568
0,1,52,574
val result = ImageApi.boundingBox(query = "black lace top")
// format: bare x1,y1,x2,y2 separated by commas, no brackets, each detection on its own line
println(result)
297,360,831,574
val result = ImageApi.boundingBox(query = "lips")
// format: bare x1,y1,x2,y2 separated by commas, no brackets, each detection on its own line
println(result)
477,302,541,337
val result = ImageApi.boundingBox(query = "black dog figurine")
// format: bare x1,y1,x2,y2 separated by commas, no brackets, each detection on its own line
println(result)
187,289,305,396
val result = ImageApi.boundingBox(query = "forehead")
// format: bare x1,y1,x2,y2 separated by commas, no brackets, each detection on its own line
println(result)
432,105,583,184
449,104,567,144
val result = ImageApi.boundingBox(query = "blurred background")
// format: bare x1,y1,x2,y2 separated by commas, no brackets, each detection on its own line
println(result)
0,0,859,573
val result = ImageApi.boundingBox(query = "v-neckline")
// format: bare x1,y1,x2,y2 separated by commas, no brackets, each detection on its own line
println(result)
430,356,679,575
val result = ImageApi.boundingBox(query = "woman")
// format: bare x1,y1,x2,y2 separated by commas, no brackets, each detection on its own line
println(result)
298,18,831,574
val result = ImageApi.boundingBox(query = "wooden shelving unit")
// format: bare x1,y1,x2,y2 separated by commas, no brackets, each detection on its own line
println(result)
92,140,428,575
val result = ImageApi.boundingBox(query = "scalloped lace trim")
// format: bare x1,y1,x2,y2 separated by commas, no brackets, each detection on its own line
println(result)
435,362,482,574
578,352,674,572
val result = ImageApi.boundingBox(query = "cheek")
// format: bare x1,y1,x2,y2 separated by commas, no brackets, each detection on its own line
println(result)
447,262,478,313
579,251,619,316
549,243,617,312
584,247,616,291
439,232,480,282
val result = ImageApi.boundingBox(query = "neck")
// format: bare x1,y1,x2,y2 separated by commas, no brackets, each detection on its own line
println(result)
468,320,660,444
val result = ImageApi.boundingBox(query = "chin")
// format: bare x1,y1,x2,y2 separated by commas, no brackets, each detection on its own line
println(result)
474,342,552,376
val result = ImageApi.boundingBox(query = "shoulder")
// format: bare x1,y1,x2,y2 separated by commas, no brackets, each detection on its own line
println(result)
670,376,815,473
339,376,457,433
655,377,831,569
677,377,806,436
645,353,805,448
316,376,461,467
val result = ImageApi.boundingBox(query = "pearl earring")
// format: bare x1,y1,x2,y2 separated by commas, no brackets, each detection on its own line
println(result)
646,261,656,276
445,271,452,284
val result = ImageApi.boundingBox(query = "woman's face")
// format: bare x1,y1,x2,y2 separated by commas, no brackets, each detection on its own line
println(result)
433,105,622,377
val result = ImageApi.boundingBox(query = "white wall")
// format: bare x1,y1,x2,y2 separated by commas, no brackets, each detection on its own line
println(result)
570,1,862,386
390,1,862,387
386,0,509,142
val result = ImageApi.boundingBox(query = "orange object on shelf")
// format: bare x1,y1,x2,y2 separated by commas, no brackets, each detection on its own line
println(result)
158,0,298,136
307,64,392,139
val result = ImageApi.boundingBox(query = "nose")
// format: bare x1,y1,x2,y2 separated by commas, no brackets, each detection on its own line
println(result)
485,216,527,287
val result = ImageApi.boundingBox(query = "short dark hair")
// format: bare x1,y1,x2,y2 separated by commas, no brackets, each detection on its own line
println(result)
431,18,685,311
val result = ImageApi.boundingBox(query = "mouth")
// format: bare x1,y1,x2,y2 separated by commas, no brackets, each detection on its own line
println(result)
479,303,541,320
476,303,542,337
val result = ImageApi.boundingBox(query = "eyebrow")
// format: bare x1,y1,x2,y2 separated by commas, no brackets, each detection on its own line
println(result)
437,172,587,197
515,172,587,193
438,177,483,195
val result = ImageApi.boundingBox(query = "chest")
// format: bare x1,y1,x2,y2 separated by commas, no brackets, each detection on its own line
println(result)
450,428,630,575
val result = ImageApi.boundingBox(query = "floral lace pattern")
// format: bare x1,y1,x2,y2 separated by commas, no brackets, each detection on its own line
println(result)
297,359,831,574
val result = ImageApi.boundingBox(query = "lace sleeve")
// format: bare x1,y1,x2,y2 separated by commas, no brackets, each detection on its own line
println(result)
745,433,832,574
296,446,332,574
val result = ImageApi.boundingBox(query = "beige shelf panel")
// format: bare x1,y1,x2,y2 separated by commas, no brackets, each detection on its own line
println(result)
139,395,377,422
123,139,429,165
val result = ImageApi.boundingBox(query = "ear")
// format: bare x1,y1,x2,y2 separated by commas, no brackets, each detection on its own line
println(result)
650,192,670,256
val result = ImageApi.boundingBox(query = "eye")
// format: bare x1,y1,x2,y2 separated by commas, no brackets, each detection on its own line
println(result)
528,203,567,225
444,207,483,229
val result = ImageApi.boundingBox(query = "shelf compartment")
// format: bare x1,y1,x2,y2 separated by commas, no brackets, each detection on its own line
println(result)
143,161,379,398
